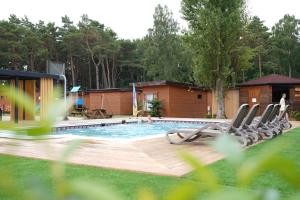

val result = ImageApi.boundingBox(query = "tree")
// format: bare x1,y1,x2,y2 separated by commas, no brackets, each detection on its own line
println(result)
59,15,83,86
79,15,119,89
182,0,247,118
36,20,60,72
0,15,26,70
117,39,145,87
246,16,270,77
271,15,300,77
142,4,192,82
21,16,46,71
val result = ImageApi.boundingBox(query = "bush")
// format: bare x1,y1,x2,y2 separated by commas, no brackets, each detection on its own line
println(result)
290,111,300,121
149,99,162,117
205,114,217,118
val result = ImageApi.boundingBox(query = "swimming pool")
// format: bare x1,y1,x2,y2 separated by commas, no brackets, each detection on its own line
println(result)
56,121,204,139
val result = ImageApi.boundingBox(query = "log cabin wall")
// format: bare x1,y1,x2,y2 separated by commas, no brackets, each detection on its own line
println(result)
120,92,134,115
0,95,10,113
209,89,240,119
24,80,36,120
85,91,133,115
168,86,208,118
141,85,209,118
10,80,36,121
239,85,272,115
140,85,170,116
289,85,300,111
40,78,53,120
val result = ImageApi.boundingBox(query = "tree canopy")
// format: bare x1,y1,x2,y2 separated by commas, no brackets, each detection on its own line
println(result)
0,3,299,103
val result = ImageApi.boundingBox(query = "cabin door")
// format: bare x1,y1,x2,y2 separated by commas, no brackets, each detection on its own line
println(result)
248,88,260,108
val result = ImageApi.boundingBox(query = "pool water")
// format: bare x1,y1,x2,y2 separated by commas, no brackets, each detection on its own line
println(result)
56,121,203,139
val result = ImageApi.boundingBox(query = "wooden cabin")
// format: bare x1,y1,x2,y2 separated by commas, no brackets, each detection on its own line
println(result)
135,80,210,118
0,69,60,122
84,88,134,115
238,74,300,114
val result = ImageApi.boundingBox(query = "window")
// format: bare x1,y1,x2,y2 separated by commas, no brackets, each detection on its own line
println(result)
144,93,157,111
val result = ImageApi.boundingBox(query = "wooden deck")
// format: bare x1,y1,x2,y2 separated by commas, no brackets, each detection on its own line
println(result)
0,118,299,177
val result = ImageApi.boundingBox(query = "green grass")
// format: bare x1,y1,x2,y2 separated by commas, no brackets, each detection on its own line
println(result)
0,128,300,199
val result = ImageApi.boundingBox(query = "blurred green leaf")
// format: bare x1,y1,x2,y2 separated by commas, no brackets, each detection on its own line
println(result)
180,152,219,192
287,192,300,200
163,181,201,200
212,135,244,167
60,139,82,162
0,86,35,117
260,189,281,200
69,180,123,200
138,188,157,200
201,189,257,200
237,140,300,188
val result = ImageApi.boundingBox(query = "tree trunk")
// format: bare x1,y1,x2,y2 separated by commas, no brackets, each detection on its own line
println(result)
70,55,76,86
30,53,35,71
88,59,92,89
216,77,225,119
287,50,292,77
111,55,117,88
95,65,100,89
105,57,111,88
215,54,225,119
258,54,262,77
288,62,292,77
101,60,108,88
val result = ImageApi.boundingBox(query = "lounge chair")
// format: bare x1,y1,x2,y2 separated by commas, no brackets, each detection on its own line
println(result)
250,104,274,139
265,104,282,136
166,104,250,146
237,104,260,143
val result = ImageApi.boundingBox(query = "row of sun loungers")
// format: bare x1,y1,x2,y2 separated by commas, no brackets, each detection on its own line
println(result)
166,103,292,146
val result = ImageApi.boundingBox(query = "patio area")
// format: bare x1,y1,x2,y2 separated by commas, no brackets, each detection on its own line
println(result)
0,117,299,177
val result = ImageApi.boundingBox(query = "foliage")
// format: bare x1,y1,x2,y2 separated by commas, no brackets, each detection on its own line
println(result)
148,98,162,117
244,16,271,78
271,15,300,77
182,0,247,118
142,4,193,82
290,111,300,121
205,114,217,119
1,9,300,93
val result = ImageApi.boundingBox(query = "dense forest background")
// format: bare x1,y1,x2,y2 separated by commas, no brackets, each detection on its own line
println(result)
0,4,300,90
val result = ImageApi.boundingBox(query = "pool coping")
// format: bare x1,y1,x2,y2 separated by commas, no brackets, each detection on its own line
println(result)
54,118,218,141
0,118,222,141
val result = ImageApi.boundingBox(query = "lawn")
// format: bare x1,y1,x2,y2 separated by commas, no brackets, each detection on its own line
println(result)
0,127,299,200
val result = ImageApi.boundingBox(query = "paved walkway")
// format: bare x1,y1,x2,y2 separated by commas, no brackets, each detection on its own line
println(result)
0,117,299,177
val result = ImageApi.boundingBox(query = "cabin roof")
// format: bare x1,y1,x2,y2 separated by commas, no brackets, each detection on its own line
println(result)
238,74,300,86
0,69,60,80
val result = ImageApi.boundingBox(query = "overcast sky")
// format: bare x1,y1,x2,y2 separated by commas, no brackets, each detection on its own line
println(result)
0,0,299,39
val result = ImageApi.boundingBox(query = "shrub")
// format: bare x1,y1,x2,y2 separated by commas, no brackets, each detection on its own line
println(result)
205,114,217,118
290,111,300,121
149,98,162,117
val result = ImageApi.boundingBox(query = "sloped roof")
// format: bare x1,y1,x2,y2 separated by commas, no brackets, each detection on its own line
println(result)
0,69,60,80
70,86,81,93
130,80,209,91
238,74,300,86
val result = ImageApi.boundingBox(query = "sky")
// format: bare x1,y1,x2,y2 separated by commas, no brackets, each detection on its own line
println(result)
0,0,299,39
